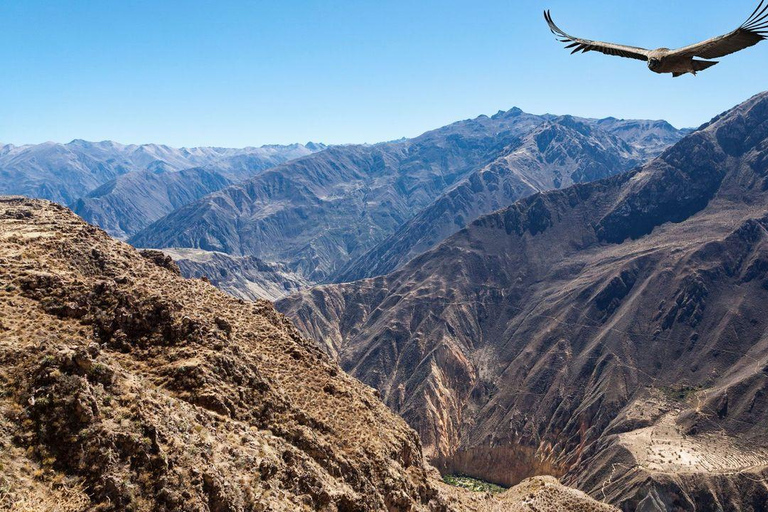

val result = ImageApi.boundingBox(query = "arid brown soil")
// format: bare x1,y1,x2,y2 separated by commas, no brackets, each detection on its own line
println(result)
0,197,613,511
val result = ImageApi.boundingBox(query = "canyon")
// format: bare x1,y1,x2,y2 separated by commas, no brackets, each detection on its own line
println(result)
278,92,768,510
0,197,613,511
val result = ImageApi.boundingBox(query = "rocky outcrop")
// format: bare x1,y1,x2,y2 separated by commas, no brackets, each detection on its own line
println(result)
278,93,768,509
0,197,442,511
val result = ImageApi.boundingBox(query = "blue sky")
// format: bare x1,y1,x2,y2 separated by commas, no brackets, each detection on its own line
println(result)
1,0,766,147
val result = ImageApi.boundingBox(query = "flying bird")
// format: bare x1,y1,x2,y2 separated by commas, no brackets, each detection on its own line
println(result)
545,2,768,77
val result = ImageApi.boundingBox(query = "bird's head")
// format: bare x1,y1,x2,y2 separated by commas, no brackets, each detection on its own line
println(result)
647,58,662,71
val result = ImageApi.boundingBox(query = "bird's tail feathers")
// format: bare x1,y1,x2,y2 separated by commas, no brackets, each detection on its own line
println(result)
692,60,719,73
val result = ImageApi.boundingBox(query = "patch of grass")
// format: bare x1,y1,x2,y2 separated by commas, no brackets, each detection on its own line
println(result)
660,385,701,402
443,474,506,494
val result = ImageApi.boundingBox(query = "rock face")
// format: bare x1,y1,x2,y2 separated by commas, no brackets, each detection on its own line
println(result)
130,111,686,285
277,92,768,510
0,140,319,207
163,248,310,302
0,197,613,511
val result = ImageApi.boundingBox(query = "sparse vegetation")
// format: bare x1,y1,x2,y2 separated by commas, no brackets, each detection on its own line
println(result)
659,385,701,402
443,474,507,494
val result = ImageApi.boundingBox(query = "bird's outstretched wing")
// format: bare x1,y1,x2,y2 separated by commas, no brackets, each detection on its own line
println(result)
672,1,768,59
544,10,651,62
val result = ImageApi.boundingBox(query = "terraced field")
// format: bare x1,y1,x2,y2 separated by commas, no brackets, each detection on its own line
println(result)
619,411,768,474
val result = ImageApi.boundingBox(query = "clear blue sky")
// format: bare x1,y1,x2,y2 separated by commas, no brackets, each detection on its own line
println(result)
1,0,766,147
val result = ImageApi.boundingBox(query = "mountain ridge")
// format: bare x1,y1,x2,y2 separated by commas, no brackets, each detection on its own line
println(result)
72,167,233,239
0,139,322,207
129,109,550,281
336,114,658,282
131,108,687,288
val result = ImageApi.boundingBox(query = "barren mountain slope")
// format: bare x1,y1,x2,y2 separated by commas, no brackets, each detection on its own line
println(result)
72,168,232,239
0,197,613,511
278,93,768,510
71,144,324,239
338,115,650,282
129,109,548,282
130,111,685,285
163,248,310,302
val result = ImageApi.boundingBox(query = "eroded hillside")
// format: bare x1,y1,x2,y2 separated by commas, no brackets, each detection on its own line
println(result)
278,93,768,510
0,197,613,511
338,115,650,282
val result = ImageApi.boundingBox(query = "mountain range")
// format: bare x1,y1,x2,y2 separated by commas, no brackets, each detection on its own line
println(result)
277,92,768,510
0,140,323,238
9,95,762,510
130,110,687,290
337,116,687,282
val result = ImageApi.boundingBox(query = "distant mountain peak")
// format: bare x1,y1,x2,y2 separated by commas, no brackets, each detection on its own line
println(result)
492,107,524,119
304,141,326,151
